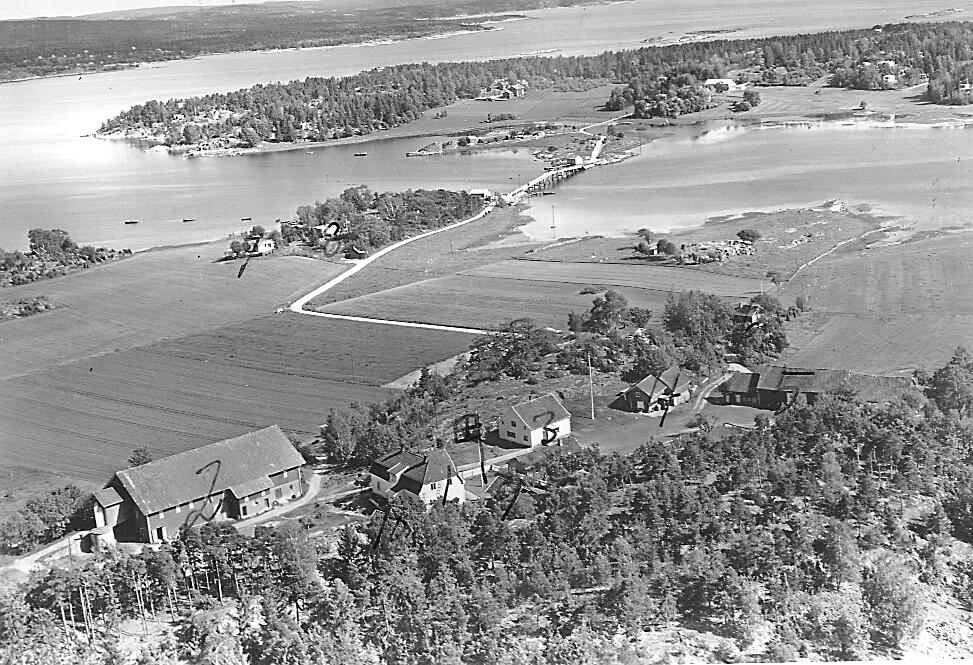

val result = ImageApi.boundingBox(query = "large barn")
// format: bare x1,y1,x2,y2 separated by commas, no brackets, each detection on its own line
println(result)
91,425,304,546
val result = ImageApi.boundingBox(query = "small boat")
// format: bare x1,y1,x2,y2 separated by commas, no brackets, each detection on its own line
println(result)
354,152,367,157
124,219,140,225
240,217,252,221
182,218,196,222
542,191,556,196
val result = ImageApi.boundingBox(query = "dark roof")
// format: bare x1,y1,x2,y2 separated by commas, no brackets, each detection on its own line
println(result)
394,449,458,495
753,366,915,402
93,487,124,508
629,367,695,397
369,449,424,481
721,371,760,394
510,394,571,428
113,426,303,516
757,366,850,395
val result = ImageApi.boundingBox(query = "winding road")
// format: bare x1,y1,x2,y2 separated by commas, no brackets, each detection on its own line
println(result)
289,203,496,334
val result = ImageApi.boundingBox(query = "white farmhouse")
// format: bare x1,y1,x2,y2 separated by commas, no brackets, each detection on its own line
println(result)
368,448,465,507
499,394,572,448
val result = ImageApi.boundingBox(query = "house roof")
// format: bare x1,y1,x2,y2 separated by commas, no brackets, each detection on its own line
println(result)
510,394,571,429
112,425,303,516
228,476,273,499
734,303,763,316
93,486,124,508
394,449,459,495
756,366,850,395
629,367,695,397
722,371,760,395
369,448,424,481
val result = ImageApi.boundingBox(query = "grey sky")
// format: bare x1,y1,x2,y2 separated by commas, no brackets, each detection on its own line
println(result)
0,0,270,20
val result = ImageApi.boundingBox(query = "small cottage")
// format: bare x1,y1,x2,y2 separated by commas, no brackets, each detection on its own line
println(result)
369,448,465,507
621,367,696,413
499,394,572,447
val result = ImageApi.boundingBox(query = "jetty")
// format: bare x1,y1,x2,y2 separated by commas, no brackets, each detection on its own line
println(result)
406,142,444,157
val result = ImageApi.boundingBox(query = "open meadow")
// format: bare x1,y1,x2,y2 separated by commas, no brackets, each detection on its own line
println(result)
0,241,342,380
318,259,764,329
0,314,475,483
780,231,973,374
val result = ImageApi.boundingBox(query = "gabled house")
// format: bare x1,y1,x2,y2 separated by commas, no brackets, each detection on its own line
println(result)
92,426,304,547
621,367,697,413
245,236,276,255
733,303,764,325
499,394,572,447
368,448,465,507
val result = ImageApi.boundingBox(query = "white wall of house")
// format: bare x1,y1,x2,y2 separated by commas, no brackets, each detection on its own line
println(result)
499,408,571,447
416,476,466,506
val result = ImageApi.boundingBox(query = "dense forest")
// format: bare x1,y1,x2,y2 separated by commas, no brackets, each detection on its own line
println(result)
4,347,973,662
99,22,973,147
0,0,596,82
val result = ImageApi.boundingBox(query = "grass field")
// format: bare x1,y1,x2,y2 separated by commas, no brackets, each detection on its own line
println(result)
464,260,766,297
0,240,341,380
318,259,764,330
779,231,973,375
0,314,475,483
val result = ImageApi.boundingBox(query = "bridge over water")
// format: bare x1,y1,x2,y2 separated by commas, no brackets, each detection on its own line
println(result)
504,135,606,204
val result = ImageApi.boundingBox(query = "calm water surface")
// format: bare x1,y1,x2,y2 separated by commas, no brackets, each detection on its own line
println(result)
0,0,967,249
523,121,973,239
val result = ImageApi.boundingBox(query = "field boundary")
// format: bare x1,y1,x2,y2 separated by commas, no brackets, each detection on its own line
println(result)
290,203,496,334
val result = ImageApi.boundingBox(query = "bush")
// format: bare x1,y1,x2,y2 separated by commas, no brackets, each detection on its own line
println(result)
736,229,761,243
861,555,925,650
578,285,601,295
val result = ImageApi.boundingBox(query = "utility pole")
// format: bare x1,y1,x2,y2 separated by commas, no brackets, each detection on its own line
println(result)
587,351,595,420
551,206,557,241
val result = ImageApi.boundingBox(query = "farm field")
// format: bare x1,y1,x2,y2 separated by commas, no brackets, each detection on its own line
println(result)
780,231,973,375
0,314,475,483
464,260,766,297
0,240,342,380
308,205,541,307
781,313,973,376
317,265,758,331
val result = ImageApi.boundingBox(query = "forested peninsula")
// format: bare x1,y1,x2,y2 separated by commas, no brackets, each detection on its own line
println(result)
0,0,597,83
99,22,973,150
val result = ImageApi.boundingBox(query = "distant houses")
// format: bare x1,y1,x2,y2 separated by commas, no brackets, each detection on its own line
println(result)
718,365,915,410
732,302,764,326
499,394,572,447
476,78,529,101
368,448,465,507
91,426,305,548
620,367,697,413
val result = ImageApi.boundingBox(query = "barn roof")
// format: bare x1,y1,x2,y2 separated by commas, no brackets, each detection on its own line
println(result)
510,394,571,428
93,486,124,508
113,426,303,515
721,371,760,394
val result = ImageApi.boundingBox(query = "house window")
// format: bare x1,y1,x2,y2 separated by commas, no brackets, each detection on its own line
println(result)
430,482,437,490
265,498,270,508
524,435,528,441
242,506,248,517
275,487,283,499
511,420,516,427
174,505,181,514
506,430,516,439
155,526,166,542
